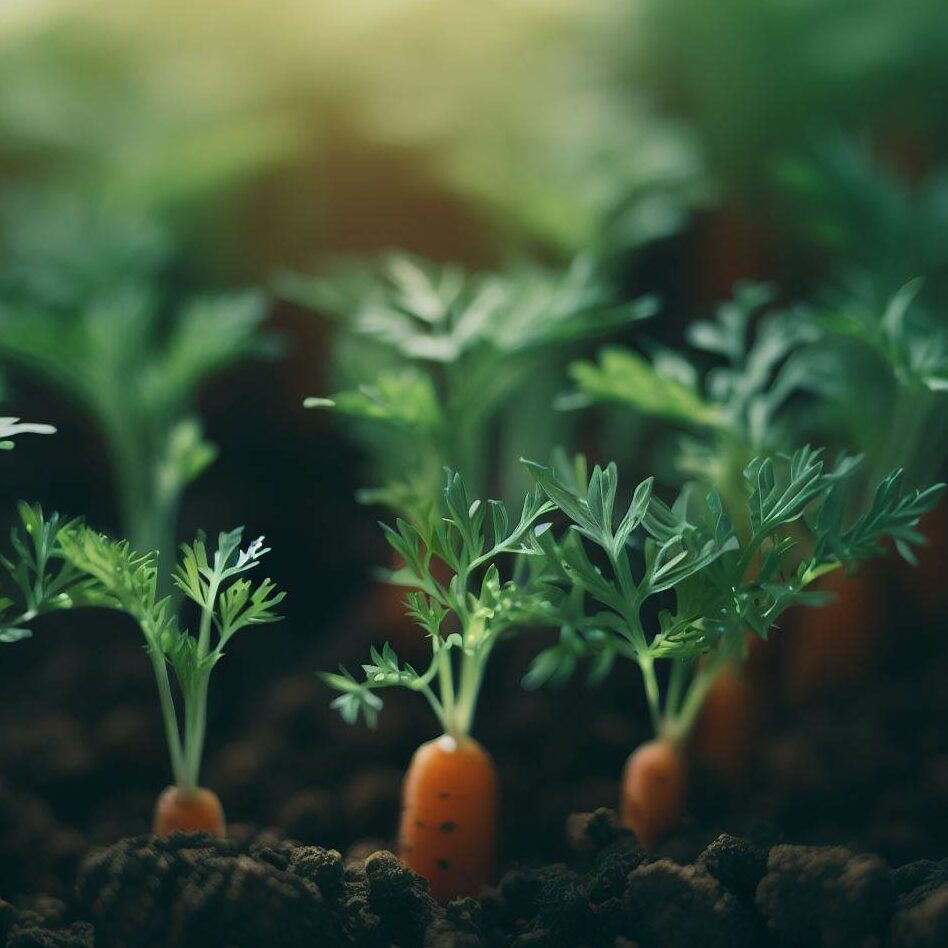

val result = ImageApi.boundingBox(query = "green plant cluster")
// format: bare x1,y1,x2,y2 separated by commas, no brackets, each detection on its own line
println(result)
284,253,655,516
0,195,279,586
325,446,941,744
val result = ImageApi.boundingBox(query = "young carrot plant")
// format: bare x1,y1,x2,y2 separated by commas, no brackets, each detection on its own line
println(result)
524,447,944,848
563,282,869,711
808,279,948,499
57,525,284,835
0,200,278,588
283,254,655,518
322,470,559,900
564,281,827,529
775,137,948,307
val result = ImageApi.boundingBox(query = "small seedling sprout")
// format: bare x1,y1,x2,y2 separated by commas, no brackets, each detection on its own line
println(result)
323,470,558,738
58,526,285,796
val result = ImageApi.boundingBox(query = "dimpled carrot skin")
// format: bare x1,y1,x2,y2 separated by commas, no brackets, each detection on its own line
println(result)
398,735,498,902
620,739,687,852
153,786,226,838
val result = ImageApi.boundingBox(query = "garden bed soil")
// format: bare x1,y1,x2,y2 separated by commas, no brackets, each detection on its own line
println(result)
4,812,948,947
1,564,946,945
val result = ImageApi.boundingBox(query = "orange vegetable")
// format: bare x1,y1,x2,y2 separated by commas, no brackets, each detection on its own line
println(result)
619,738,687,851
398,735,497,902
153,786,226,838
782,569,882,703
691,660,755,787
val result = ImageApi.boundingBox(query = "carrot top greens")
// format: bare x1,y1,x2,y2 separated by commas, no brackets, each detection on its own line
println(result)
566,275,948,530
0,199,279,589
0,504,92,644
523,447,943,743
563,283,831,531
285,254,654,517
324,441,943,744
57,526,284,792
0,420,78,644
323,471,559,738
808,279,948,502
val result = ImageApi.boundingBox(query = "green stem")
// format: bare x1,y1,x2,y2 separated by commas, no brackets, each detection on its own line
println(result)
639,655,662,736
665,659,688,720
664,651,730,746
197,583,219,660
454,650,484,737
182,676,210,792
437,645,458,736
147,645,188,789
178,582,221,792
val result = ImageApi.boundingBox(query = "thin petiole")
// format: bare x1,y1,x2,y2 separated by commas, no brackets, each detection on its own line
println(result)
437,644,458,736
665,659,689,720
638,655,662,736
148,645,189,791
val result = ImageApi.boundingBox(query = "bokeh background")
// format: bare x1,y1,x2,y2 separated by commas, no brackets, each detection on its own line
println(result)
1,0,946,901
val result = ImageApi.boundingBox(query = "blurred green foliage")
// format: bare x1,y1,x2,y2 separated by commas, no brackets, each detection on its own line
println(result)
0,194,279,586
0,6,304,215
0,0,945,581
775,139,948,304
634,0,948,195
283,253,655,517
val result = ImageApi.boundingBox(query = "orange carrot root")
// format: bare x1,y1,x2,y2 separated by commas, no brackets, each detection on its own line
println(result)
783,569,882,703
692,661,755,787
398,735,497,902
620,738,687,852
153,786,226,838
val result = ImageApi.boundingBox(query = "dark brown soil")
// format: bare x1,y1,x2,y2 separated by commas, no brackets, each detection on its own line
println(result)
0,521,945,945
5,811,948,947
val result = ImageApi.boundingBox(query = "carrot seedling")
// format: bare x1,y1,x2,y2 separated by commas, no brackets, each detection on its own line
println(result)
780,279,948,693
323,471,558,901
0,202,278,588
524,448,944,849
283,253,655,518
564,282,849,751
58,526,285,836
